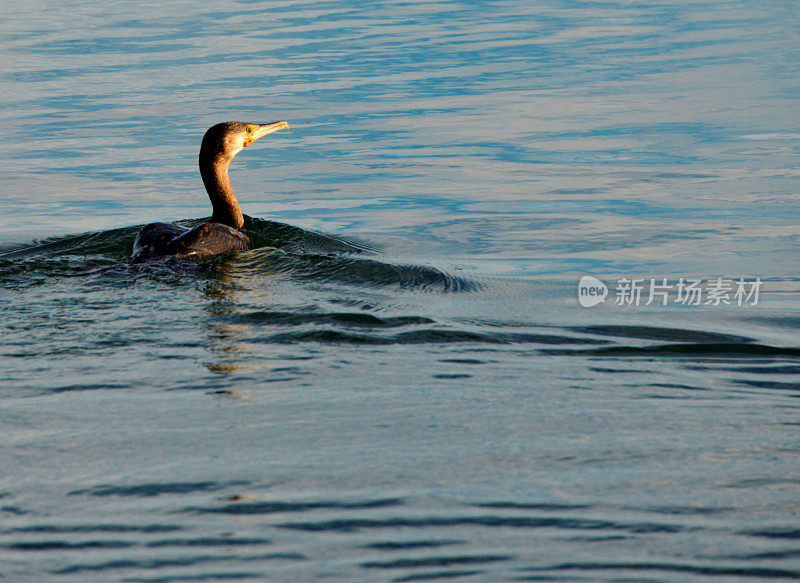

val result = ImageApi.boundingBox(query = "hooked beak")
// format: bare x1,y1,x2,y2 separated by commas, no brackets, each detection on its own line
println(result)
245,120,289,147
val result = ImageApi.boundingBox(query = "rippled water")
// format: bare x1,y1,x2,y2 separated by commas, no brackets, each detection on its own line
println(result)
2,1,800,581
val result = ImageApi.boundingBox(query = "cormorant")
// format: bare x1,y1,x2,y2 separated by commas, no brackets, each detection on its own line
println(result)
132,120,289,262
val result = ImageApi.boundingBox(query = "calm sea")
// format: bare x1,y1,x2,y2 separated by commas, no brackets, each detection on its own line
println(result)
1,1,799,581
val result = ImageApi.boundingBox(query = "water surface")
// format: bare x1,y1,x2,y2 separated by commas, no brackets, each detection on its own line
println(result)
1,1,799,581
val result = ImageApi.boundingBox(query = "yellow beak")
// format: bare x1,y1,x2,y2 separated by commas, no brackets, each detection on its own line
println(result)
243,120,289,148
254,120,289,139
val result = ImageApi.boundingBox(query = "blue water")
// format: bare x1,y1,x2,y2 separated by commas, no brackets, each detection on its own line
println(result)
2,1,800,581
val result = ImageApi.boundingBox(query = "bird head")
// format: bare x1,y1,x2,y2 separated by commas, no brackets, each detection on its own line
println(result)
201,120,289,162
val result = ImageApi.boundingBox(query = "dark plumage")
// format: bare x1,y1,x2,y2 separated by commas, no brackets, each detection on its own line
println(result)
132,120,288,263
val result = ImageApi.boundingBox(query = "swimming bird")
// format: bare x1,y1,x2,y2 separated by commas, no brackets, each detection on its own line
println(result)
132,120,289,262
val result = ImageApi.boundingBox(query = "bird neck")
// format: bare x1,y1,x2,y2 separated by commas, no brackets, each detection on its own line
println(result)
200,155,244,230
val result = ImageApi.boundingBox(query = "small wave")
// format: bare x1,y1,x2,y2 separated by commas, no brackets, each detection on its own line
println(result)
246,216,375,255
519,561,800,580
185,497,404,516
68,481,247,498
0,226,137,261
363,540,463,550
0,218,474,292
8,524,182,534
51,552,307,575
360,554,512,570
743,527,800,539
228,311,435,328
569,325,755,344
251,328,610,346
145,536,275,548
543,343,800,358
230,247,476,292
6,540,133,551
0,227,135,282
275,514,684,534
